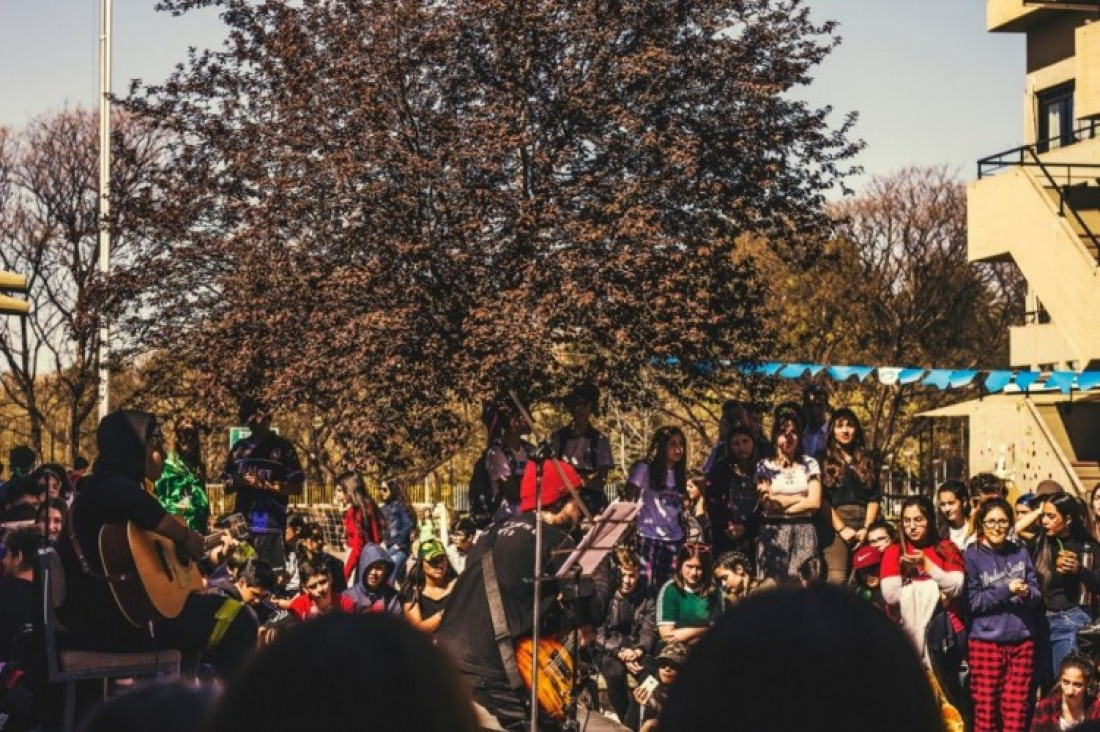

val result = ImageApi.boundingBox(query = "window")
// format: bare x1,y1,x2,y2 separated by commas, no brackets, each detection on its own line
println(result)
1038,83,1075,152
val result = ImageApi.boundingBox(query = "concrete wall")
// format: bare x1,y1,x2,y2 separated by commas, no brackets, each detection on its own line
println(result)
968,397,1081,494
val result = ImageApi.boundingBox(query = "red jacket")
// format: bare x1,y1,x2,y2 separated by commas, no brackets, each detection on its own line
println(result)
881,539,966,633
343,506,385,580
1031,688,1100,732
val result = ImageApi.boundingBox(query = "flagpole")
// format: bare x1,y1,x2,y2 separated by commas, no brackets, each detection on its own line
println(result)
97,0,112,421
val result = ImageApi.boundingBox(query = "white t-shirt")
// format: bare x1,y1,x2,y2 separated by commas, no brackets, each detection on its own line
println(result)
755,456,820,518
630,461,683,542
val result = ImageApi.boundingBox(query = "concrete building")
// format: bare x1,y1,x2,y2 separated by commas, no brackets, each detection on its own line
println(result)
925,1,1100,496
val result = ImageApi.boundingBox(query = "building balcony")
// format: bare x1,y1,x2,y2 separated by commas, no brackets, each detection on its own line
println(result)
988,0,1100,32
1010,322,1079,369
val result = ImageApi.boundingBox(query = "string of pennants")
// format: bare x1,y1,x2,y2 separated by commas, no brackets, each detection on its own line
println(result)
730,362,1100,395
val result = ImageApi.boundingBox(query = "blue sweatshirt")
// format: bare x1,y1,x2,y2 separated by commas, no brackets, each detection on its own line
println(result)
964,540,1041,644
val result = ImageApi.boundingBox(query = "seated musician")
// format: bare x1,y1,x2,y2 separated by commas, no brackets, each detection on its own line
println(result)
436,460,614,731
57,410,258,677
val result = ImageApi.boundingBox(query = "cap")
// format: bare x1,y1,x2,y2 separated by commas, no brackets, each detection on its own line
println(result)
418,539,446,561
657,641,689,666
851,545,882,571
519,460,583,513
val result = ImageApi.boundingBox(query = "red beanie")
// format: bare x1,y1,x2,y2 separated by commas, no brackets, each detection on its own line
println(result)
519,460,583,512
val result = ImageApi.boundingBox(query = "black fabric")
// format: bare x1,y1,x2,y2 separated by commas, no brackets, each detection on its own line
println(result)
220,431,303,534
704,458,759,557
1040,537,1100,612
0,576,35,662
824,462,881,509
418,592,448,621
437,513,613,725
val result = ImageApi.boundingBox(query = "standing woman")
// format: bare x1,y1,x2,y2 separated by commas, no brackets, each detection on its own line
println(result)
1031,491,1100,682
379,481,416,585
340,470,387,583
880,496,967,709
704,424,759,558
629,426,689,592
820,408,881,585
153,419,210,533
400,539,457,634
936,480,974,552
965,497,1041,732
1088,483,1100,548
754,409,822,585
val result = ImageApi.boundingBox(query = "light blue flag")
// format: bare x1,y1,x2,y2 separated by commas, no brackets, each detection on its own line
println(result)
983,371,1014,393
1077,372,1100,391
1014,372,1041,391
1047,372,1076,394
949,370,979,388
827,366,875,382
922,370,953,390
898,369,926,385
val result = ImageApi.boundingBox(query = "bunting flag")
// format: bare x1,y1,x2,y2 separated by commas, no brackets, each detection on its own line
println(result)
656,358,1100,394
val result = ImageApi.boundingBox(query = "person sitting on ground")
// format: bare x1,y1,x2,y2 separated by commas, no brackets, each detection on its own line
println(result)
850,544,891,617
446,517,476,574
659,585,943,732
0,477,40,526
634,641,688,732
77,681,214,732
343,542,402,616
36,497,67,545
296,521,346,595
288,558,356,619
595,546,657,723
400,539,455,633
32,463,73,504
0,527,40,662
278,512,305,598
208,557,278,625
713,551,754,605
1031,653,1100,731
657,542,723,648
866,520,897,554
204,614,479,732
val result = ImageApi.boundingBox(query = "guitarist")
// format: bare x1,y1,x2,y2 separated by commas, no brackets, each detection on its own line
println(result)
220,399,304,574
437,459,615,731
57,410,258,677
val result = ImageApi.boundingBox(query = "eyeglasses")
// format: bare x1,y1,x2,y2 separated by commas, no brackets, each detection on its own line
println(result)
982,519,1010,529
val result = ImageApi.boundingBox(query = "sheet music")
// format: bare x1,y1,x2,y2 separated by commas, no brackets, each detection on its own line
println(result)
556,500,640,578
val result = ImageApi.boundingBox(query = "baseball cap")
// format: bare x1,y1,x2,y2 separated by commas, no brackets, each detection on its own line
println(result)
852,545,883,571
657,641,689,666
418,539,446,561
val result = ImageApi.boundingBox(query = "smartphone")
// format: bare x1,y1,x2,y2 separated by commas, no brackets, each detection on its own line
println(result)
638,675,659,703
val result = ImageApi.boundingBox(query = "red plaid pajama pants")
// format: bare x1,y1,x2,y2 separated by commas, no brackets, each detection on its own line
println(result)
968,637,1035,732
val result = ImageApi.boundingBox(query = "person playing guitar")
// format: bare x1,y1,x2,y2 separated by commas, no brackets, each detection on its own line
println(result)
57,410,258,678
436,459,617,731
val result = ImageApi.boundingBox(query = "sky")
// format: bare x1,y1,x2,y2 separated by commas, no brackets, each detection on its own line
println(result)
0,0,1024,189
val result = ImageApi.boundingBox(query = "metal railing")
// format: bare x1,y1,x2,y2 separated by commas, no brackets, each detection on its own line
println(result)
977,139,1100,256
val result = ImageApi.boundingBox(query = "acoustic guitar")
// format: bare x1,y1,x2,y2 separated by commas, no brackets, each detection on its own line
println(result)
99,513,248,628
514,633,578,721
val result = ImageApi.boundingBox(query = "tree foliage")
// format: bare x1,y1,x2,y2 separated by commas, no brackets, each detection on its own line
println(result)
116,0,859,469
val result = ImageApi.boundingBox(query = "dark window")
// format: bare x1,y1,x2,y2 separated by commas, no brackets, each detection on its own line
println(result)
1038,82,1075,152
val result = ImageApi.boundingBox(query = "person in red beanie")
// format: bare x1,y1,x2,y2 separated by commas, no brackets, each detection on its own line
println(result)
437,458,617,730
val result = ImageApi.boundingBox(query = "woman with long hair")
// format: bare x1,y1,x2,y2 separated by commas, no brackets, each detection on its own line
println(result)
656,543,723,647
754,409,822,585
629,426,689,592
340,470,387,582
964,498,1041,732
36,496,68,544
881,496,967,711
1088,483,1100,548
379,481,417,585
704,423,759,557
1031,491,1100,683
400,539,457,634
936,480,973,551
153,419,210,532
820,408,881,585
1031,653,1100,731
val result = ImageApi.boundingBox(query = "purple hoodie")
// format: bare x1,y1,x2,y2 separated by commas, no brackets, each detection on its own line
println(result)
964,539,1041,644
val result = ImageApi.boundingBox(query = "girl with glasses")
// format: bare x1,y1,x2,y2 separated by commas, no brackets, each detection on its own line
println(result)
881,496,967,714
964,497,1041,732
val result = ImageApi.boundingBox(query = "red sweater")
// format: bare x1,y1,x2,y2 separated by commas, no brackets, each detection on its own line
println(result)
287,591,357,620
343,506,385,580
881,539,965,633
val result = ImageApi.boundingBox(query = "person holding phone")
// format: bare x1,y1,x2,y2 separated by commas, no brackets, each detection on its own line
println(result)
964,497,1041,732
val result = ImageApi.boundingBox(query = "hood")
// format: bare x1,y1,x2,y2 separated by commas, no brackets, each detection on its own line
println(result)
93,410,158,484
356,542,395,589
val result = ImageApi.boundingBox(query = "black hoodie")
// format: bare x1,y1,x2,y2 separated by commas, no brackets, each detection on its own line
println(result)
57,410,170,648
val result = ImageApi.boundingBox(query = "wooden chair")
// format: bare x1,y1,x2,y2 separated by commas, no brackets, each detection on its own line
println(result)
38,547,181,732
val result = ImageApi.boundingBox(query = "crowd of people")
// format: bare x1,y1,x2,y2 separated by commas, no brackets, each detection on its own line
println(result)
5,383,1100,731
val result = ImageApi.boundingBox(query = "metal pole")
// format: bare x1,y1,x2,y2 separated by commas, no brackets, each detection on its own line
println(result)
97,0,112,421
529,459,543,732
